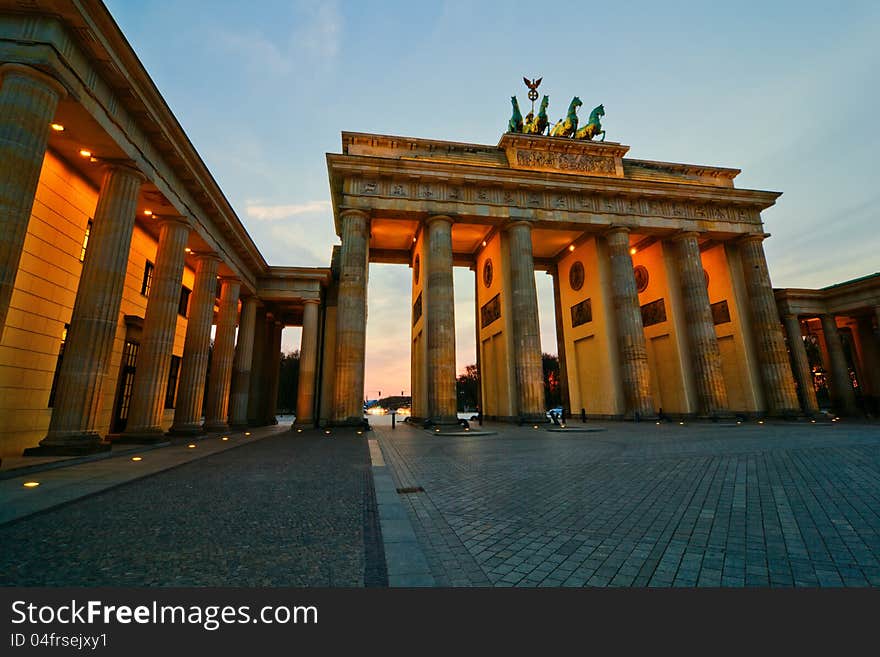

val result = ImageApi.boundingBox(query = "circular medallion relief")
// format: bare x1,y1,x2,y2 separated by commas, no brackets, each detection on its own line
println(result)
414,254,420,284
569,261,585,291
634,265,649,293
483,259,494,288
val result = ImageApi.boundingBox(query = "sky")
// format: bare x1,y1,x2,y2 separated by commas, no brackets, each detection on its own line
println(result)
106,0,880,399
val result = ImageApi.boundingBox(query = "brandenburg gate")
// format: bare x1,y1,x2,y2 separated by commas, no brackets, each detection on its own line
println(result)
322,130,801,425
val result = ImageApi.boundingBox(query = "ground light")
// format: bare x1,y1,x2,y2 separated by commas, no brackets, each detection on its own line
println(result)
221,436,229,441
244,432,251,436
23,481,40,488
130,456,142,462
758,420,764,425
356,430,363,435
187,443,196,449
324,430,331,435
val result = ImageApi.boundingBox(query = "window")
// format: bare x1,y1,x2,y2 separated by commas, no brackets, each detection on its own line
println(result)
164,355,181,409
178,286,191,318
47,323,70,407
141,261,154,296
79,220,92,262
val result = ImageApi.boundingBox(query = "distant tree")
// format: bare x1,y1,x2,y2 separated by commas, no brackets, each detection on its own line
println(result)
277,350,300,414
542,353,561,409
456,364,479,411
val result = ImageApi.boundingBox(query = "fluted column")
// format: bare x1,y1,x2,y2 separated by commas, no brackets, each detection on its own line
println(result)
123,217,190,439
0,64,66,342
295,299,321,426
739,235,800,415
229,296,258,427
204,278,240,431
332,210,369,425
169,254,220,434
34,164,144,454
247,306,268,425
673,232,729,416
783,314,819,414
820,314,858,415
548,266,571,414
605,227,654,418
264,320,283,424
425,216,458,424
506,221,545,420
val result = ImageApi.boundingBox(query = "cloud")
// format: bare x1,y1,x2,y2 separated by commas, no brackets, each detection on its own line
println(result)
245,200,331,221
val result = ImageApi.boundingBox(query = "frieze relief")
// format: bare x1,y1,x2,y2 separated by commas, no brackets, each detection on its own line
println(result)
514,149,617,175
348,177,761,224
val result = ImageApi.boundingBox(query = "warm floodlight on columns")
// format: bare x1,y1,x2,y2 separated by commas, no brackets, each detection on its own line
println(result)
605,226,655,419
170,253,221,434
738,234,800,416
0,64,67,343
204,278,241,431
229,296,258,428
295,298,321,427
782,314,819,414
671,231,729,417
505,220,546,422
29,163,145,455
332,209,369,426
820,313,858,415
122,216,191,441
425,215,458,425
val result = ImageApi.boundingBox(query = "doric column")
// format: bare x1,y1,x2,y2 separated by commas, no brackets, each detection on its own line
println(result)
548,266,571,414
739,235,800,415
783,314,819,414
0,64,66,342
246,306,268,425
425,216,458,424
332,209,369,425
204,278,240,431
123,217,190,439
605,227,654,418
33,164,144,454
820,314,858,415
229,296,258,427
262,320,283,424
296,299,321,426
506,221,545,420
169,254,220,434
672,232,729,416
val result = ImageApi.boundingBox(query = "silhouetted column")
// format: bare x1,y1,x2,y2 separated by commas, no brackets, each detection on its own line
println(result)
739,235,800,415
34,164,144,454
820,314,858,415
123,217,190,439
247,306,268,425
548,265,571,414
506,221,545,420
782,314,819,414
204,278,240,431
296,299,320,425
425,216,458,424
332,209,369,425
262,320,283,424
672,232,729,416
0,64,66,342
170,254,220,434
229,296,257,427
605,227,654,418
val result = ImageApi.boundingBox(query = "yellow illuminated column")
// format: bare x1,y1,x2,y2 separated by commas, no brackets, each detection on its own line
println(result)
332,210,369,425
35,164,145,454
605,227,654,418
0,64,66,342
425,216,458,424
739,235,800,415
506,221,545,420
547,265,571,414
170,254,220,434
204,278,241,431
782,314,819,414
820,314,858,415
672,232,729,416
229,296,258,427
123,217,191,439
296,299,321,426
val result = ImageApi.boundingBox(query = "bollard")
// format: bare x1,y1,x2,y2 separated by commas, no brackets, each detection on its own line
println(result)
581,408,586,423
391,411,396,429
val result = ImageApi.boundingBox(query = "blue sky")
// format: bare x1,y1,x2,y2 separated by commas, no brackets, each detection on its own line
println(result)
106,0,880,398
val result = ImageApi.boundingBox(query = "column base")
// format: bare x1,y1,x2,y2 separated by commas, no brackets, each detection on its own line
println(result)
328,417,370,428
166,423,206,436
517,414,550,425
24,433,111,457
203,422,230,433
115,428,167,444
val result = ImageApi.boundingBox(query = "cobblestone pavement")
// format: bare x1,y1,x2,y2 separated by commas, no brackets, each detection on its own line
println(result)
374,420,880,587
0,429,383,586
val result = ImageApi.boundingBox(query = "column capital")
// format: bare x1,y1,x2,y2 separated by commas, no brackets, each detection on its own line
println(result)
100,161,147,184
425,214,454,227
339,208,370,222
669,230,702,243
193,252,222,264
0,63,67,98
504,219,533,232
738,232,770,244
154,215,190,229
302,298,321,306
